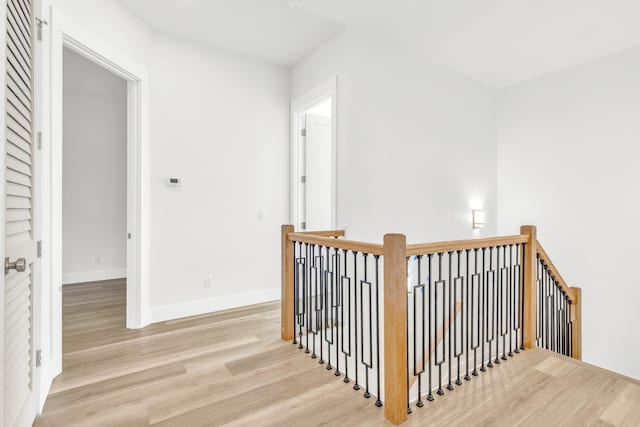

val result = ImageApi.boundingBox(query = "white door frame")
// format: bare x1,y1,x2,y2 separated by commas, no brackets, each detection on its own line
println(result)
34,5,151,410
290,78,338,230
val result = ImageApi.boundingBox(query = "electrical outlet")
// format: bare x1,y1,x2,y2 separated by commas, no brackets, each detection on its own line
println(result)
204,276,213,289
93,255,101,265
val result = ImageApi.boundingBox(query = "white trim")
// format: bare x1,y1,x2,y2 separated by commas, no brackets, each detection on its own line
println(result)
47,6,150,329
34,5,151,413
290,77,338,230
62,269,127,285
151,289,281,323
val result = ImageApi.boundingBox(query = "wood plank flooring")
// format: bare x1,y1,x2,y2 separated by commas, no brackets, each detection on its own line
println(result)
35,280,640,426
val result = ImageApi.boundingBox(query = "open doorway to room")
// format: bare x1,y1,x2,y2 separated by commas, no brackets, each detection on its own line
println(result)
291,79,337,231
61,47,128,352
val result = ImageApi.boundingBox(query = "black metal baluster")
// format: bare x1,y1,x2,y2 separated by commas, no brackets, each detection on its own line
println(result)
565,294,569,356
480,247,487,373
436,253,445,395
447,252,454,391
324,246,332,369
318,246,324,364
293,242,298,346
305,243,311,354
464,249,472,381
563,290,568,356
361,254,373,399
500,245,508,362
551,277,556,353
493,246,500,366
353,251,360,391
554,278,558,354
544,263,550,350
514,244,521,354
427,254,434,401
415,255,425,408
406,257,412,414
472,249,480,377
334,248,344,377
508,244,514,357
342,249,351,383
374,255,383,407
297,243,306,349
536,256,542,348
519,243,526,351
311,245,320,360
454,250,464,386
567,296,572,357
562,292,567,355
486,247,493,370
568,300,573,358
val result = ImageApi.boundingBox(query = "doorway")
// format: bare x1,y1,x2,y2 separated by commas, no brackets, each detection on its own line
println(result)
62,47,127,288
290,79,337,231
61,46,128,353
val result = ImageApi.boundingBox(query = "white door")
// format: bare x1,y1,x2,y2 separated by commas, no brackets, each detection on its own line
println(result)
3,0,38,425
303,113,332,230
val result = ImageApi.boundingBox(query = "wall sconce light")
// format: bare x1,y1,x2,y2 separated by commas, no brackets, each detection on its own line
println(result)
472,209,485,229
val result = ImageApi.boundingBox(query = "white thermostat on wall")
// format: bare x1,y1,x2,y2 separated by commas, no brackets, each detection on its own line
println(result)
167,178,181,187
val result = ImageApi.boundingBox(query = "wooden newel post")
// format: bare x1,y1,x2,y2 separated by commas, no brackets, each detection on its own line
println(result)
570,287,582,360
521,225,537,349
383,233,408,425
281,224,294,341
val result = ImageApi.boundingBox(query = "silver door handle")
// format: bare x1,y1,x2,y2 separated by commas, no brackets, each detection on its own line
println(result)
5,257,26,275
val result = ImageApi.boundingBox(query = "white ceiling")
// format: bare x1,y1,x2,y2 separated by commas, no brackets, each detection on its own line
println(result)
121,0,640,87
119,0,342,67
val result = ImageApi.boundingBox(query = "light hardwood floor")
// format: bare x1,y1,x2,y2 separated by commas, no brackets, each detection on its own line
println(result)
35,280,639,426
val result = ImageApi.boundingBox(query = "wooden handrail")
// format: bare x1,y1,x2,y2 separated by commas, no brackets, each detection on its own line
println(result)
288,232,384,255
296,229,346,238
406,234,528,256
536,240,575,303
291,231,529,257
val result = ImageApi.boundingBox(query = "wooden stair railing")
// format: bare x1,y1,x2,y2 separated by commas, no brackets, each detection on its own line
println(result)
531,229,581,360
281,224,582,425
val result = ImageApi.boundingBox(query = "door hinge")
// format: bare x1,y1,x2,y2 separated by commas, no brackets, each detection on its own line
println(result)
35,17,48,41
37,132,43,150
36,349,42,367
301,222,306,230
128,233,132,240
300,175,306,183
300,128,306,137
37,241,42,258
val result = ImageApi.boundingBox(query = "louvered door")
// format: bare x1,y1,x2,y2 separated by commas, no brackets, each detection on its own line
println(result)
4,0,37,426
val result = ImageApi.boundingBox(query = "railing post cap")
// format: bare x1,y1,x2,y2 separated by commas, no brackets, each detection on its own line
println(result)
384,233,406,238
383,233,407,246
520,225,537,237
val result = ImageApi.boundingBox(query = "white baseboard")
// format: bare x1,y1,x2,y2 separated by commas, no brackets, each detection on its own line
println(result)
62,268,126,285
151,287,280,323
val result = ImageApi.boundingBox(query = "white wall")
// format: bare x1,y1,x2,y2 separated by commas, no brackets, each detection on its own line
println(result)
292,28,498,244
50,0,153,61
62,48,127,284
149,34,290,321
497,46,640,379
